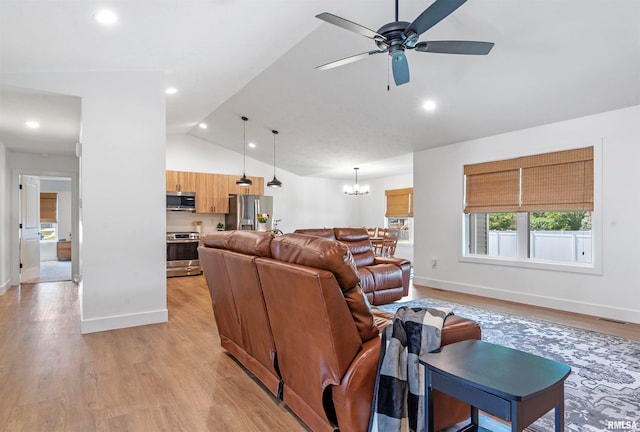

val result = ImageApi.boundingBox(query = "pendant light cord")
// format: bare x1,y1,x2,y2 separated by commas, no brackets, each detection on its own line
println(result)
272,130,278,176
242,116,248,173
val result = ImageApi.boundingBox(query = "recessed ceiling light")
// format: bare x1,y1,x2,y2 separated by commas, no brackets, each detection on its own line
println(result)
93,10,118,25
423,100,437,111
25,121,40,129
165,87,178,95
248,142,256,148
198,123,208,129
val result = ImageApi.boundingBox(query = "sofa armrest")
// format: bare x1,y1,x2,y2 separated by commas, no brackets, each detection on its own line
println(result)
331,337,381,432
373,257,411,296
373,256,410,266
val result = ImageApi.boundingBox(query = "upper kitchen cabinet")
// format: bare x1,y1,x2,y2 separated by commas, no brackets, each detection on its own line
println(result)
228,175,264,196
196,173,230,214
166,170,196,193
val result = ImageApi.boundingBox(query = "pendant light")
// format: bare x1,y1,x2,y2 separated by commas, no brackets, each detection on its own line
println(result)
344,167,369,195
236,116,253,186
267,129,283,188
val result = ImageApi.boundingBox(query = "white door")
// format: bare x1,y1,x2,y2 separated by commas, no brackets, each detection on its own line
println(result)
20,175,41,282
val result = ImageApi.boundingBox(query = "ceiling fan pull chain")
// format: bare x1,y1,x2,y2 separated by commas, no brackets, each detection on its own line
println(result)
387,56,390,91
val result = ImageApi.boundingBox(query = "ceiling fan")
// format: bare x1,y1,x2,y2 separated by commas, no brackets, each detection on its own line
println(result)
315,0,494,86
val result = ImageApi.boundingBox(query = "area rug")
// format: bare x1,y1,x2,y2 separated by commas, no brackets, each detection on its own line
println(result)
377,299,640,432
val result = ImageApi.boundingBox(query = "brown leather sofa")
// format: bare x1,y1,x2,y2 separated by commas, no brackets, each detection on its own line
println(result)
294,227,411,305
199,230,481,432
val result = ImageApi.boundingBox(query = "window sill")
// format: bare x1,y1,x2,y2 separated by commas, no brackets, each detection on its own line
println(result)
459,254,602,275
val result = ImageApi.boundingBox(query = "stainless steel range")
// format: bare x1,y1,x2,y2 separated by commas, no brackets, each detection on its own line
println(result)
166,232,202,277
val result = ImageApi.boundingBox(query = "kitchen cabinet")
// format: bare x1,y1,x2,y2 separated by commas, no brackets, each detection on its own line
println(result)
196,173,230,214
166,170,196,193
228,175,264,196
167,170,265,213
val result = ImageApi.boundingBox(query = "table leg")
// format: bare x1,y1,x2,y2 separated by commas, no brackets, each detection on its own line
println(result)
471,405,479,427
555,402,564,432
424,370,434,432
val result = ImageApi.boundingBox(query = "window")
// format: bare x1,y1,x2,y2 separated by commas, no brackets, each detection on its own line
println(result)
386,188,413,243
386,217,412,243
40,223,57,241
40,192,58,241
463,147,594,269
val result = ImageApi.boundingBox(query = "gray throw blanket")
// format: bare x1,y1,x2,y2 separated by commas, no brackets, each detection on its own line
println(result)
369,306,453,432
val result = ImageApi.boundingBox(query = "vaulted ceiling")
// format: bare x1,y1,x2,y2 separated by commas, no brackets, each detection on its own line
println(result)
1,0,639,180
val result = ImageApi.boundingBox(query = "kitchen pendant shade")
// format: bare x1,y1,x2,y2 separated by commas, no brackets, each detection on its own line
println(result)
267,129,283,188
236,116,253,186
267,176,282,188
236,175,252,186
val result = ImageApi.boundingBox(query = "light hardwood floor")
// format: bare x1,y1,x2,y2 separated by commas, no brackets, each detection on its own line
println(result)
22,260,72,284
1,275,637,431
0,276,309,432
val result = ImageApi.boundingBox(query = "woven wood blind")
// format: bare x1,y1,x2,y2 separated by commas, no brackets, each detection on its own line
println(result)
40,192,57,223
464,157,520,213
464,147,593,213
385,188,413,217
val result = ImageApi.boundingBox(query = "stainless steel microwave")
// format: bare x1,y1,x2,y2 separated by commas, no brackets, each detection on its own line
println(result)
166,191,196,212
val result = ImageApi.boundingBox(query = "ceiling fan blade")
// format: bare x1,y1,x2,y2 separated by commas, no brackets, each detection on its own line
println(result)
391,52,410,86
316,12,386,41
316,50,386,71
415,40,494,55
404,0,467,38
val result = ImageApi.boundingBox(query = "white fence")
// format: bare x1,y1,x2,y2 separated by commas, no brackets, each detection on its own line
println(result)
488,231,592,263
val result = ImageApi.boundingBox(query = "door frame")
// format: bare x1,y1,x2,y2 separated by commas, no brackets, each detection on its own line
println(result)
10,167,80,287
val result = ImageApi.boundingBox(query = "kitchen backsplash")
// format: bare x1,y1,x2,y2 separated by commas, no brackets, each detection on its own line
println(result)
166,211,225,234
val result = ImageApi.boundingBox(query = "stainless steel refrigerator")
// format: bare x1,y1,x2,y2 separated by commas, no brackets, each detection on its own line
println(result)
225,195,273,231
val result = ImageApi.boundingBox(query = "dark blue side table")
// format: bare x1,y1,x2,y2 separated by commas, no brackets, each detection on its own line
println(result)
419,340,571,432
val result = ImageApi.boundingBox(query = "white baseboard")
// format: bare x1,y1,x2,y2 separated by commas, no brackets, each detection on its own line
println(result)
414,276,640,325
80,309,168,334
0,279,10,295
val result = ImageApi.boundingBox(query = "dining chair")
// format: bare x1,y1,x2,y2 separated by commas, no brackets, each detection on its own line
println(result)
380,228,399,257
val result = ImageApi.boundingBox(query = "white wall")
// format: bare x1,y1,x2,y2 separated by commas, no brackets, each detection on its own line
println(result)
414,105,640,324
0,141,8,294
2,72,167,333
167,134,360,233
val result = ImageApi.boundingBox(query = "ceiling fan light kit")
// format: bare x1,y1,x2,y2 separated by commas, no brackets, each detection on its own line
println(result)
315,0,494,86
236,116,253,187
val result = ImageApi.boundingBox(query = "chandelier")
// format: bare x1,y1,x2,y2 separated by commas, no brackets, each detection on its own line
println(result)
344,167,369,195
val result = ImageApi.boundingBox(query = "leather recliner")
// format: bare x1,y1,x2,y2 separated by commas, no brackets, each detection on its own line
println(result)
199,230,481,432
294,227,411,305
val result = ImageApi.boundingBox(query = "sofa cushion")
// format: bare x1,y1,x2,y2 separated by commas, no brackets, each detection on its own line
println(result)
272,233,379,342
333,227,376,267
202,230,273,257
272,234,359,289
293,228,336,240
343,286,379,341
202,231,232,248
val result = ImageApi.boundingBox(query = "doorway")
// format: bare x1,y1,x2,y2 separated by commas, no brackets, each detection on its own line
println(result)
19,175,73,284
